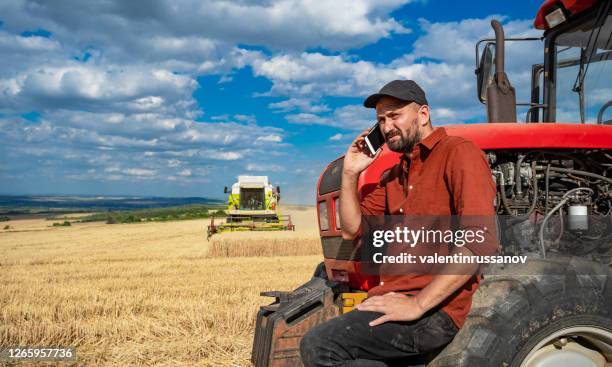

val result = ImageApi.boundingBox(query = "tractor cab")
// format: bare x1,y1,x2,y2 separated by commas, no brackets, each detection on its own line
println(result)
476,0,611,124
224,176,277,218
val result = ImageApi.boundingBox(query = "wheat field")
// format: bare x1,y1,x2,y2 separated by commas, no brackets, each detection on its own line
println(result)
0,206,322,366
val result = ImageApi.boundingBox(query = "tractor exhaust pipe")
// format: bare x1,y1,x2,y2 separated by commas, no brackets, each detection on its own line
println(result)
487,20,517,123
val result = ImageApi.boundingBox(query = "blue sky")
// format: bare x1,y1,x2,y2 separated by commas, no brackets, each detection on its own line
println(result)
0,0,545,204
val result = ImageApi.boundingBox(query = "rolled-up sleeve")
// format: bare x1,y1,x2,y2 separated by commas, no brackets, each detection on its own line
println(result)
445,141,500,257
360,183,386,216
348,181,387,239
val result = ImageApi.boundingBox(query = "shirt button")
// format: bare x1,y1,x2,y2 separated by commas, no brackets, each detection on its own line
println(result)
380,281,385,285
409,185,413,190
399,208,404,213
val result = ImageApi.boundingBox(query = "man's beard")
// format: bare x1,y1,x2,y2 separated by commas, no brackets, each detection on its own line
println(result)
386,125,422,153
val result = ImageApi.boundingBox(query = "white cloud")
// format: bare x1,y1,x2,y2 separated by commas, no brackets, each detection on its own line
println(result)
286,104,372,130
251,51,459,102
211,114,230,121
0,0,412,56
208,151,243,160
252,17,543,124
246,163,285,172
329,133,344,141
333,104,373,130
269,97,330,113
234,114,257,124
0,3,542,129
0,63,198,115
145,36,219,60
0,31,60,52
286,113,333,126
0,109,290,194
167,159,182,167
253,52,362,85
256,134,283,142
124,168,157,177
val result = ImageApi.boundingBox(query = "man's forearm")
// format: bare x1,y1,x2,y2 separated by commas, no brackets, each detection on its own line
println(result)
340,171,362,239
414,246,479,312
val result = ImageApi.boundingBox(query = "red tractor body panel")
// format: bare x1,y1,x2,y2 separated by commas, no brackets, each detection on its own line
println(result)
445,123,612,149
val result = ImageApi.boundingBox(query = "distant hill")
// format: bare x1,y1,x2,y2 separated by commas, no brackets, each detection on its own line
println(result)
0,195,224,214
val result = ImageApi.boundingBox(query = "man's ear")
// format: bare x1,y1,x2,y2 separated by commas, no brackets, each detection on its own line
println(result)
418,105,430,127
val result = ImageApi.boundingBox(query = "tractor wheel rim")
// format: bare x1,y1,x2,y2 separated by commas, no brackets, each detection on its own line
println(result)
520,326,612,367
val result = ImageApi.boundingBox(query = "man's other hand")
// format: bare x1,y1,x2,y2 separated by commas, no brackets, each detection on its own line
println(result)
356,292,426,326
343,129,380,176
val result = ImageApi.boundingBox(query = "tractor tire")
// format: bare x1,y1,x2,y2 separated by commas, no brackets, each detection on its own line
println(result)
429,257,612,367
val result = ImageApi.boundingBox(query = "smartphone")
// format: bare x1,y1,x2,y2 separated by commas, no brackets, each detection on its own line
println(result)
364,122,384,156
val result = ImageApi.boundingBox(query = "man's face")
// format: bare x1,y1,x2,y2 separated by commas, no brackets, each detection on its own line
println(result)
375,96,423,153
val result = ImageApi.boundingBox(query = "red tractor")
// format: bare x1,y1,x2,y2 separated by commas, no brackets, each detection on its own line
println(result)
252,1,612,366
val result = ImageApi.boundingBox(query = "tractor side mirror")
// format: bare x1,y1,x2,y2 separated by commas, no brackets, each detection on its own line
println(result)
477,42,495,103
276,186,280,194
224,186,229,194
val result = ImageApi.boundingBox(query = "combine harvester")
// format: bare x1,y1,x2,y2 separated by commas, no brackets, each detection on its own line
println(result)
207,175,294,239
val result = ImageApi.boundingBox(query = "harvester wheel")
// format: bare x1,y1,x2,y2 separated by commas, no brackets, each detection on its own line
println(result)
429,257,612,367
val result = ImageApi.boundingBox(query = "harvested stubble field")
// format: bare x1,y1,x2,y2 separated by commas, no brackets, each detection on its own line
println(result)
0,205,321,366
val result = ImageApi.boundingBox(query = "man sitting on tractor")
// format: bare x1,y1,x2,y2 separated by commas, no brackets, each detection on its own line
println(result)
300,80,500,366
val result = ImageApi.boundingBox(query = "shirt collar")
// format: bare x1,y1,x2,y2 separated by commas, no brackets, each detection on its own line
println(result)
400,127,447,172
418,127,447,151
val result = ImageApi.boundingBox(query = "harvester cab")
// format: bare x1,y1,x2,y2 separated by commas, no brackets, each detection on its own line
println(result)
252,1,612,366
207,176,294,239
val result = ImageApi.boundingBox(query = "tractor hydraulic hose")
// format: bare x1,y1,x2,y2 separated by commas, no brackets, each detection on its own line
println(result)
544,164,551,216
538,187,594,259
554,208,564,245
547,167,612,185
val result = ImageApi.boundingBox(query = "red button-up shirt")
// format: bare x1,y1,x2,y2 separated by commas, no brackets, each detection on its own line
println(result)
360,127,499,328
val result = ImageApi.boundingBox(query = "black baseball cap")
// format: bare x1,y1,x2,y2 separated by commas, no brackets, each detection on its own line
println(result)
363,80,428,108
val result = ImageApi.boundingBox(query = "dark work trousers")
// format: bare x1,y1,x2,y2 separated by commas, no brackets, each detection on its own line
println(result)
300,308,458,367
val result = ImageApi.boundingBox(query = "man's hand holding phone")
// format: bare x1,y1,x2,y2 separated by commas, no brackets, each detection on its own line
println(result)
343,123,383,177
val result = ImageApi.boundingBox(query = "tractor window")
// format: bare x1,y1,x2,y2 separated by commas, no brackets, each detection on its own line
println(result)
240,188,265,210
554,9,612,124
